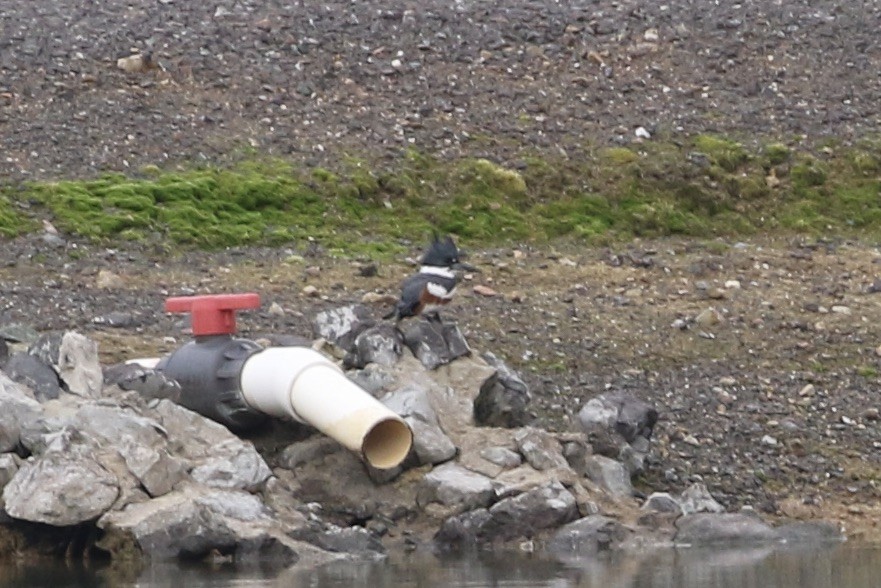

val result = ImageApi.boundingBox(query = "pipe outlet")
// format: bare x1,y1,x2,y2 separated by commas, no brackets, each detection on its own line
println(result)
240,347,413,469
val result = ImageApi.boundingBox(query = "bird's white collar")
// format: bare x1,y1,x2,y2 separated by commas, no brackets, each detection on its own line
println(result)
419,266,455,278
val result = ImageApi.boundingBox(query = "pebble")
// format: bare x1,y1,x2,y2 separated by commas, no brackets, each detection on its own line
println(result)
267,302,284,316
473,285,498,297
761,435,778,447
301,285,319,297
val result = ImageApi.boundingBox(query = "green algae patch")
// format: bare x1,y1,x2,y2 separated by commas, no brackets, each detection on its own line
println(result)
11,135,881,252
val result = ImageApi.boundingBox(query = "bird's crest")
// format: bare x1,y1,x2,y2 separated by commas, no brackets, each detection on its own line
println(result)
421,234,461,267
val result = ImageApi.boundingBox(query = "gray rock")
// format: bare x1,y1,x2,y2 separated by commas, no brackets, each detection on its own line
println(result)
776,520,844,544
547,514,631,554
312,305,375,352
401,320,470,370
675,513,778,546
291,524,385,557
0,453,20,491
190,438,272,492
584,455,633,499
0,323,39,345
383,385,456,466
642,492,684,515
103,363,182,402
98,486,300,563
480,481,578,542
473,352,531,428
4,447,119,525
0,373,42,452
4,352,63,402
346,324,403,368
479,446,522,469
417,462,495,513
513,428,569,471
679,483,724,514
70,404,185,498
345,363,396,397
577,392,658,443
31,331,102,397
434,508,492,549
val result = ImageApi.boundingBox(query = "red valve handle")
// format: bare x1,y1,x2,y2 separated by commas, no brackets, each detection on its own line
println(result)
165,293,261,336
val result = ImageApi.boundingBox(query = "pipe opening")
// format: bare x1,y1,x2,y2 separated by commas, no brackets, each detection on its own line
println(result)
362,418,413,469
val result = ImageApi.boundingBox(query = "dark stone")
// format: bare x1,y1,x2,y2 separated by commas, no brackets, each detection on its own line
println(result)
474,352,531,428
4,352,62,401
103,363,182,402
401,320,470,370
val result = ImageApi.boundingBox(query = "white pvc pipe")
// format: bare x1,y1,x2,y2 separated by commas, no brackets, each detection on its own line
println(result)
239,347,413,469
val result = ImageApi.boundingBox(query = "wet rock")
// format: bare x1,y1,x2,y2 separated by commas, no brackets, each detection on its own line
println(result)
97,485,301,563
479,481,578,542
290,523,385,558
417,462,495,514
547,514,632,554
775,520,844,544
434,508,492,549
474,352,531,428
674,513,777,546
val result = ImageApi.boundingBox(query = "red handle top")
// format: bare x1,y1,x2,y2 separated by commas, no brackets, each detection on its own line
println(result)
165,293,261,336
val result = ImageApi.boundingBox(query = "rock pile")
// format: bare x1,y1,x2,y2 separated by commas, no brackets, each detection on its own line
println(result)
0,307,842,570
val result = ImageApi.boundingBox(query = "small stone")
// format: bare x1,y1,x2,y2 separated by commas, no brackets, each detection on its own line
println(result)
643,28,659,42
473,285,498,297
724,280,741,289
96,270,126,289
799,384,815,397
634,126,651,139
695,307,722,327
671,318,688,330
302,285,319,297
761,435,778,446
305,266,321,277
831,305,851,315
267,302,285,317
509,291,525,303
361,292,396,305
718,376,736,386
862,408,880,421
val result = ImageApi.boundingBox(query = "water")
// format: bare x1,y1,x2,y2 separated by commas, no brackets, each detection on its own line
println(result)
1,543,879,588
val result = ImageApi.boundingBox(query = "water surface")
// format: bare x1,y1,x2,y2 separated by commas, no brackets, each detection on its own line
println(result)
1,543,877,588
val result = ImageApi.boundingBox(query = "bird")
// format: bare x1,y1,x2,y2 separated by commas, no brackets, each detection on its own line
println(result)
384,234,476,323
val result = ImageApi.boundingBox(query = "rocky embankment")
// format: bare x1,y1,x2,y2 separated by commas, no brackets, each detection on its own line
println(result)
0,306,842,570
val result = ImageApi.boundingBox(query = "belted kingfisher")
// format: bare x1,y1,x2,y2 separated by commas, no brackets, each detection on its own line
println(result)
384,235,476,323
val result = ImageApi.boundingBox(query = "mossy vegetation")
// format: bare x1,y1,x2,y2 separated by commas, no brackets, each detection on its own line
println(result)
3,134,881,253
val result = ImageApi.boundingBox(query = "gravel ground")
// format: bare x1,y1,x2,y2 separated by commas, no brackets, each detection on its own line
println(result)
4,0,881,539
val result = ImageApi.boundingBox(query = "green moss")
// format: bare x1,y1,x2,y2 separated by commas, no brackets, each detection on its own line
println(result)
763,143,791,166
601,147,639,165
791,159,828,190
8,133,881,253
693,134,749,172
